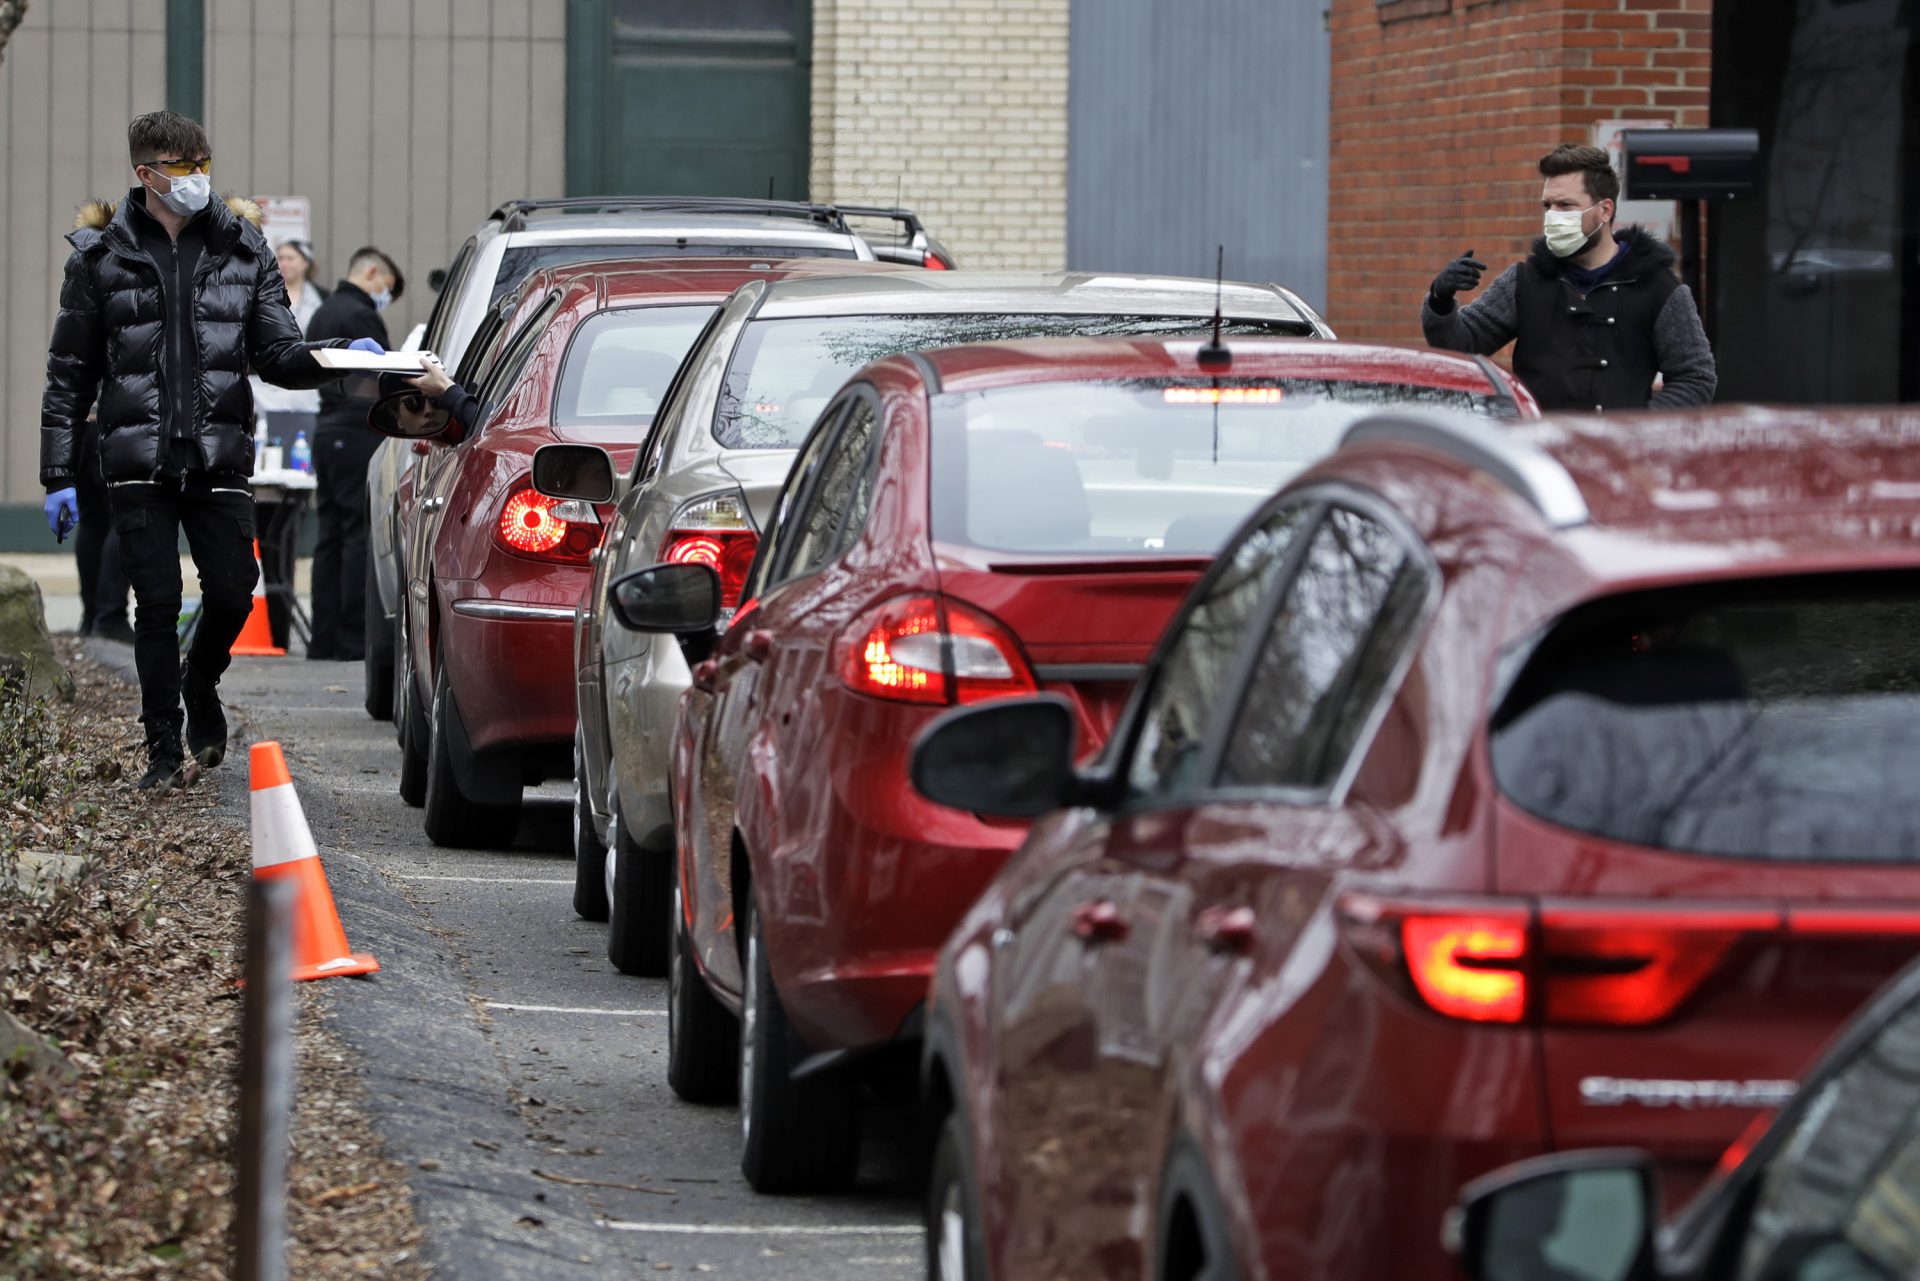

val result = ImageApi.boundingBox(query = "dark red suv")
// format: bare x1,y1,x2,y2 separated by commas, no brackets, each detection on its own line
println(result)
606,337,1535,1194
911,407,1920,1281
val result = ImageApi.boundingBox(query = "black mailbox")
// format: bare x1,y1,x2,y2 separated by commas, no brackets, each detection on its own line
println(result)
1620,128,1760,201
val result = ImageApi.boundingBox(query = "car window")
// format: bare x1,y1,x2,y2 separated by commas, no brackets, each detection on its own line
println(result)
1490,574,1920,862
634,305,729,484
778,399,878,583
741,398,852,603
471,292,562,422
451,301,512,387
1124,502,1312,804
553,305,718,437
491,244,854,303
714,314,1311,450
1220,506,1428,791
1737,997,1920,1281
422,237,477,353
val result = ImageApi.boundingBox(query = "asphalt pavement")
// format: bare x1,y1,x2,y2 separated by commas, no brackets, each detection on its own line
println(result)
89,642,921,1278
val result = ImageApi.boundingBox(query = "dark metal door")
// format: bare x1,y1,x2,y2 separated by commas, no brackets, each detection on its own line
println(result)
567,0,812,198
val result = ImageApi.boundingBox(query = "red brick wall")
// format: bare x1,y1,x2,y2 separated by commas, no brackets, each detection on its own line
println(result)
1327,0,1712,346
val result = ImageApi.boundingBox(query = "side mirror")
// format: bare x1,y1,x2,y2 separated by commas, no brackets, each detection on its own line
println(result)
368,389,462,444
609,564,720,635
532,443,616,504
1448,1150,1657,1281
910,695,1080,819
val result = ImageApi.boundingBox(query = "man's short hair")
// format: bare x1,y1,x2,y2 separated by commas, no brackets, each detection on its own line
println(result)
348,246,406,301
1539,143,1620,205
127,111,210,167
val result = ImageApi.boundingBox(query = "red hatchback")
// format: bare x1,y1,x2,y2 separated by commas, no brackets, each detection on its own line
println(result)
385,258,890,847
910,406,1920,1281
604,338,1535,1192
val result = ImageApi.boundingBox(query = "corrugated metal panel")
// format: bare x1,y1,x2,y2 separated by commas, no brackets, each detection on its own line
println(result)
1067,0,1329,314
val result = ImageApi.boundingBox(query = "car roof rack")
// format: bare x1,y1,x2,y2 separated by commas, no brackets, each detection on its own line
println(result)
1341,408,1590,529
488,196,852,234
830,204,928,247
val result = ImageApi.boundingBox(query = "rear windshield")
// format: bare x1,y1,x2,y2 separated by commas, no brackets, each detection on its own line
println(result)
1490,575,1920,861
553,305,716,438
930,377,1498,557
712,315,1309,449
489,243,855,304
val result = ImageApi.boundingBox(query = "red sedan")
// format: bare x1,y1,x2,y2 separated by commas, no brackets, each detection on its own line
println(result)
607,337,1534,1191
912,405,1920,1280
388,257,889,847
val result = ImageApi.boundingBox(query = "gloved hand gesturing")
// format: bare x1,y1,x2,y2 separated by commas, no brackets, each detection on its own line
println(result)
1430,249,1487,306
43,488,78,541
348,337,385,355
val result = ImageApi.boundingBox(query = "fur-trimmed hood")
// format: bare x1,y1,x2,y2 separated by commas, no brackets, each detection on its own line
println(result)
1527,223,1676,282
71,193,263,232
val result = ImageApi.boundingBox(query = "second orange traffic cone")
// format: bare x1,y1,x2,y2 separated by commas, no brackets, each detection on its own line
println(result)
231,540,286,657
250,742,378,982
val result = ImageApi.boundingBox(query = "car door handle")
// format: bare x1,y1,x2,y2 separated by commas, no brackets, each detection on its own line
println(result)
1195,905,1257,956
745,630,774,662
691,659,718,692
1071,900,1129,945
424,496,445,511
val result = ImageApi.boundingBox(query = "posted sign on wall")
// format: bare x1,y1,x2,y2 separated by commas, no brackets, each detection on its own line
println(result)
250,196,312,252
1592,120,1676,242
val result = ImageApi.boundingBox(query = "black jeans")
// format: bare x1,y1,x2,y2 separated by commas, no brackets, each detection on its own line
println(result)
310,427,380,660
74,456,130,635
110,473,258,744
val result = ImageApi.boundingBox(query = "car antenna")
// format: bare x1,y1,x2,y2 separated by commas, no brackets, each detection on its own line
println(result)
1197,244,1232,371
767,174,775,200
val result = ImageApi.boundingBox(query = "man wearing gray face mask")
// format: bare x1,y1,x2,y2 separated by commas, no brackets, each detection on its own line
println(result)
1420,142,1717,414
38,110,374,793
307,246,405,662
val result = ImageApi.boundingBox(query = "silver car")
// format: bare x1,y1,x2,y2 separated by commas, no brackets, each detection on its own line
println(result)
544,270,1333,975
362,197,905,721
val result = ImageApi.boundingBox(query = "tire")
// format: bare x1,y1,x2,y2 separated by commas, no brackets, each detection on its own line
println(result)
423,657,521,849
925,1110,987,1281
396,615,428,808
738,900,861,1194
667,879,740,1103
572,732,609,922
1155,1145,1245,1281
363,552,395,722
605,799,668,975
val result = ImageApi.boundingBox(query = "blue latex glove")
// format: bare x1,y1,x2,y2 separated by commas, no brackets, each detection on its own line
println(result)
43,488,77,541
348,337,385,355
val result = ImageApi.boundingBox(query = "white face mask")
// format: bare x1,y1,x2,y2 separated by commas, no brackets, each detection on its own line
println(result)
1543,206,1597,259
148,170,212,217
371,288,393,312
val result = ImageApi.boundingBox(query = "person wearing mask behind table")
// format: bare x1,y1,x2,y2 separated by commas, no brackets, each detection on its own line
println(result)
305,246,403,661
250,236,327,651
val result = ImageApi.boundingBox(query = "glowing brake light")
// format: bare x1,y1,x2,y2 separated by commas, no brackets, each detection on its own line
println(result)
1403,915,1530,1024
661,492,758,609
497,488,600,562
838,594,1035,706
1162,387,1285,405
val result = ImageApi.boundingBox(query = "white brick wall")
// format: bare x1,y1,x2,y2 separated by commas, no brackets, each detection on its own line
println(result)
811,0,1070,271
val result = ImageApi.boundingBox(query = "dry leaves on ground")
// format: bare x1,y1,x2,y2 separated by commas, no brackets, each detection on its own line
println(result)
0,644,428,1279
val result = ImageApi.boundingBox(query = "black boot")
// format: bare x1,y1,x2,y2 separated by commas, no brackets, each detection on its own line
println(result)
138,722,196,793
181,660,228,769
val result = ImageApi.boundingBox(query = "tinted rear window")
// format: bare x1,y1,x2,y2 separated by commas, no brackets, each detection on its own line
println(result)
489,243,853,304
929,377,1497,557
712,315,1308,449
553,305,717,437
1490,575,1920,861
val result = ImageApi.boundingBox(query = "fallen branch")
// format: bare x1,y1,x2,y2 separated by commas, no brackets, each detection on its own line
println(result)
530,1168,675,1196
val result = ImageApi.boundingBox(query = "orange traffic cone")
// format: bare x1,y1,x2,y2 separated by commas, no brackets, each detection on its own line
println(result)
249,742,379,981
231,540,286,657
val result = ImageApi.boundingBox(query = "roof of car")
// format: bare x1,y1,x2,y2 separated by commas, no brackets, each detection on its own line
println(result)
497,211,862,246
752,271,1320,327
506,258,905,312
911,337,1510,397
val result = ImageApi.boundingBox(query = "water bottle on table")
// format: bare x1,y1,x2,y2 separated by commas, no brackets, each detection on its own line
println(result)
290,430,312,474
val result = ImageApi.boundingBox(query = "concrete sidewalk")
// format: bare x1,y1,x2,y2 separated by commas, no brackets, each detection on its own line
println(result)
3,551,314,636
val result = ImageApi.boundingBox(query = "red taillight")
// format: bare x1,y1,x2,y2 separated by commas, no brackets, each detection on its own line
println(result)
837,594,1035,706
661,530,758,608
662,492,758,610
922,252,951,270
1403,913,1530,1024
1342,895,1775,1028
497,488,600,563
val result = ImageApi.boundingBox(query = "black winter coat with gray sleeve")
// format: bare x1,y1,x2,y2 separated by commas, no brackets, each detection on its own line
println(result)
39,189,344,490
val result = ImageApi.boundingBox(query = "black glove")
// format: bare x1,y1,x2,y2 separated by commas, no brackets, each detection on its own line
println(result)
1429,249,1487,310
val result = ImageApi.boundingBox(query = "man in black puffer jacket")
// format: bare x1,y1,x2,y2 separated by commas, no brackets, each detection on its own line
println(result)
40,111,382,792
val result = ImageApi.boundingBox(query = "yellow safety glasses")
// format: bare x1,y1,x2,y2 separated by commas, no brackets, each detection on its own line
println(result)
146,156,212,178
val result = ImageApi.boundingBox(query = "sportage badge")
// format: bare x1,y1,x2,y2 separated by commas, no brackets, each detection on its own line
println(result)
1580,1076,1798,1110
